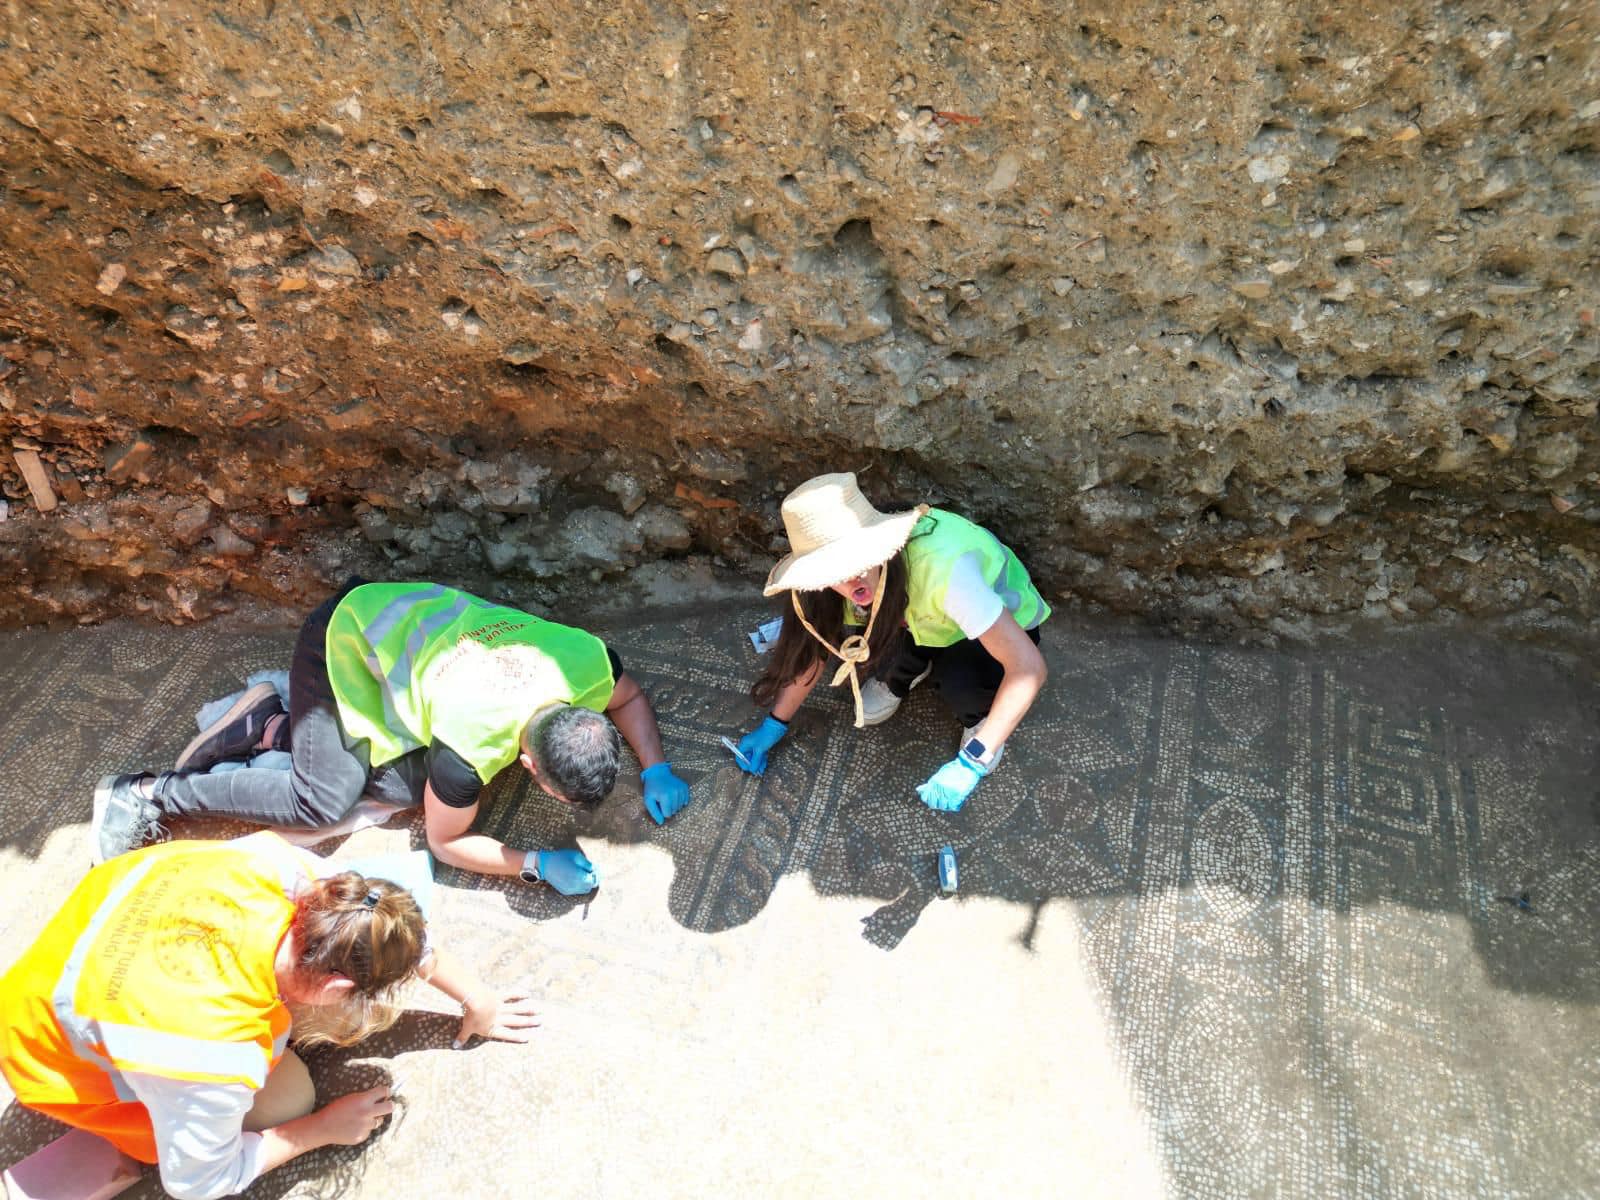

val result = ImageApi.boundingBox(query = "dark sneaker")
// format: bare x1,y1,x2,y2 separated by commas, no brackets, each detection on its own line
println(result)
90,774,165,865
174,681,284,772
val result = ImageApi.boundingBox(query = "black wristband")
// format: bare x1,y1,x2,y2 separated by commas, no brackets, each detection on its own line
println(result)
767,713,789,727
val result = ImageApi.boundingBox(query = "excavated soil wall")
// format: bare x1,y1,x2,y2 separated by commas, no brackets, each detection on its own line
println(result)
1,1,1597,634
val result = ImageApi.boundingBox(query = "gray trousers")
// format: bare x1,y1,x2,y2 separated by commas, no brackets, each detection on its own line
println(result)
154,586,426,827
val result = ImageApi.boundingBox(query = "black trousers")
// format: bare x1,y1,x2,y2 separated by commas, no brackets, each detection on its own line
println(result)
154,584,426,826
878,626,1043,728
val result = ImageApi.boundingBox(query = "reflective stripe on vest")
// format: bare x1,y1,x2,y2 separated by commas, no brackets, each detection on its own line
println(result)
359,586,474,748
51,855,161,1099
364,582,451,646
376,591,474,698
99,1022,274,1088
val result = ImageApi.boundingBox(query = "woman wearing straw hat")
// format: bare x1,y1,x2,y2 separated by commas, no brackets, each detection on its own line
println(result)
728,472,1049,811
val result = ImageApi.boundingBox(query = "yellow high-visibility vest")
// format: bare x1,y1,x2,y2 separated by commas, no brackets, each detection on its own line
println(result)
325,582,616,784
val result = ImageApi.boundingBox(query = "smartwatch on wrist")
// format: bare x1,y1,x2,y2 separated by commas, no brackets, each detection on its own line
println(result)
962,737,990,766
518,850,541,884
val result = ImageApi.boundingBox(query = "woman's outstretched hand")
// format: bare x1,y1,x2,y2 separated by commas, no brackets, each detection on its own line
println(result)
916,751,988,812
730,716,788,775
313,1086,395,1145
455,989,541,1049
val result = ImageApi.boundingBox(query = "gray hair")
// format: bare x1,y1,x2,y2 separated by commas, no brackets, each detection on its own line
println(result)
521,706,620,807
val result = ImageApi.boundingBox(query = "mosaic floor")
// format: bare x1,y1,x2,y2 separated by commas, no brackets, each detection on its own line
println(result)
0,606,1595,1199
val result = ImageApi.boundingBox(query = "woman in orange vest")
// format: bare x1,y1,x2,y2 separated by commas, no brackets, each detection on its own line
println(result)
0,832,537,1200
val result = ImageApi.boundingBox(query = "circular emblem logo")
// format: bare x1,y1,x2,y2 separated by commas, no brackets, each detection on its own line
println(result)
154,889,247,985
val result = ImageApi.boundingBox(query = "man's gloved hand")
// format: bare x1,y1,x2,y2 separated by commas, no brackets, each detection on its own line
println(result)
641,762,691,824
533,849,598,895
915,751,988,812
731,715,788,776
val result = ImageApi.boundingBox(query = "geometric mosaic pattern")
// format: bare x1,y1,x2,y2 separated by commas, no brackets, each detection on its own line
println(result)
0,611,1595,1198
600,617,1599,1198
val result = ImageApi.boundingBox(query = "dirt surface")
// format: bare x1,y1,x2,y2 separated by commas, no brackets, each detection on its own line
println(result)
0,607,1596,1197
1,2,1597,633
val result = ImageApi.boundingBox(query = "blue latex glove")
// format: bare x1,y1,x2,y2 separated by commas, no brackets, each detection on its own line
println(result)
915,751,988,812
731,715,788,776
641,762,691,824
534,849,598,896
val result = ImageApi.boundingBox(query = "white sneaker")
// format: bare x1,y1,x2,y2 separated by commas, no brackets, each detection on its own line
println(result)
859,678,903,726
859,664,932,727
961,725,1004,772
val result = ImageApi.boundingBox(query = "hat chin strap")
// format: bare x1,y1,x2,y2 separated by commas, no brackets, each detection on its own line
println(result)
790,578,886,729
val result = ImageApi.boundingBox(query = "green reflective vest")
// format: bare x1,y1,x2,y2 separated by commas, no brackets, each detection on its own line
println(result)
901,509,1050,647
325,583,615,784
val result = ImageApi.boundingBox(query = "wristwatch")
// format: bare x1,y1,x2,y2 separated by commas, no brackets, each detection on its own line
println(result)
962,736,991,766
518,850,541,884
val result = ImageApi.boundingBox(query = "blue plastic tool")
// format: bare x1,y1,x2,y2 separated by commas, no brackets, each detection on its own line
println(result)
721,735,756,772
937,844,959,893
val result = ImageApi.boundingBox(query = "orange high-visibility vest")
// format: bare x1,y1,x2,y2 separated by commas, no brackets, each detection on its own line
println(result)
0,833,315,1163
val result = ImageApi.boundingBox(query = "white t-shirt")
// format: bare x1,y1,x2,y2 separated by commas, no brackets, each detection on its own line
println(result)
125,1073,265,1200
940,553,1009,640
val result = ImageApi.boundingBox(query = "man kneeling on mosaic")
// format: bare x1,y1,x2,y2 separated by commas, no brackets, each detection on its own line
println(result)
91,580,694,896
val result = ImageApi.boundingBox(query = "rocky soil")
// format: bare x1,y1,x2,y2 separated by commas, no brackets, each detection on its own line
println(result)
1,1,1596,637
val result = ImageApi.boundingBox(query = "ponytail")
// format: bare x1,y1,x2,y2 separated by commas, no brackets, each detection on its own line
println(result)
287,872,426,1047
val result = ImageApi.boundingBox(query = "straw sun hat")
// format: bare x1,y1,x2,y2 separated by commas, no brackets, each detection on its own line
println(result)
762,472,929,727
763,473,928,596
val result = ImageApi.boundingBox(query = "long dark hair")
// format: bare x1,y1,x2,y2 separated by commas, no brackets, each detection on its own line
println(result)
752,553,909,709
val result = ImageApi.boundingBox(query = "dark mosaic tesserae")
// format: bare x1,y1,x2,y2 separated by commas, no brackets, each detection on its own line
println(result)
0,609,1594,1197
